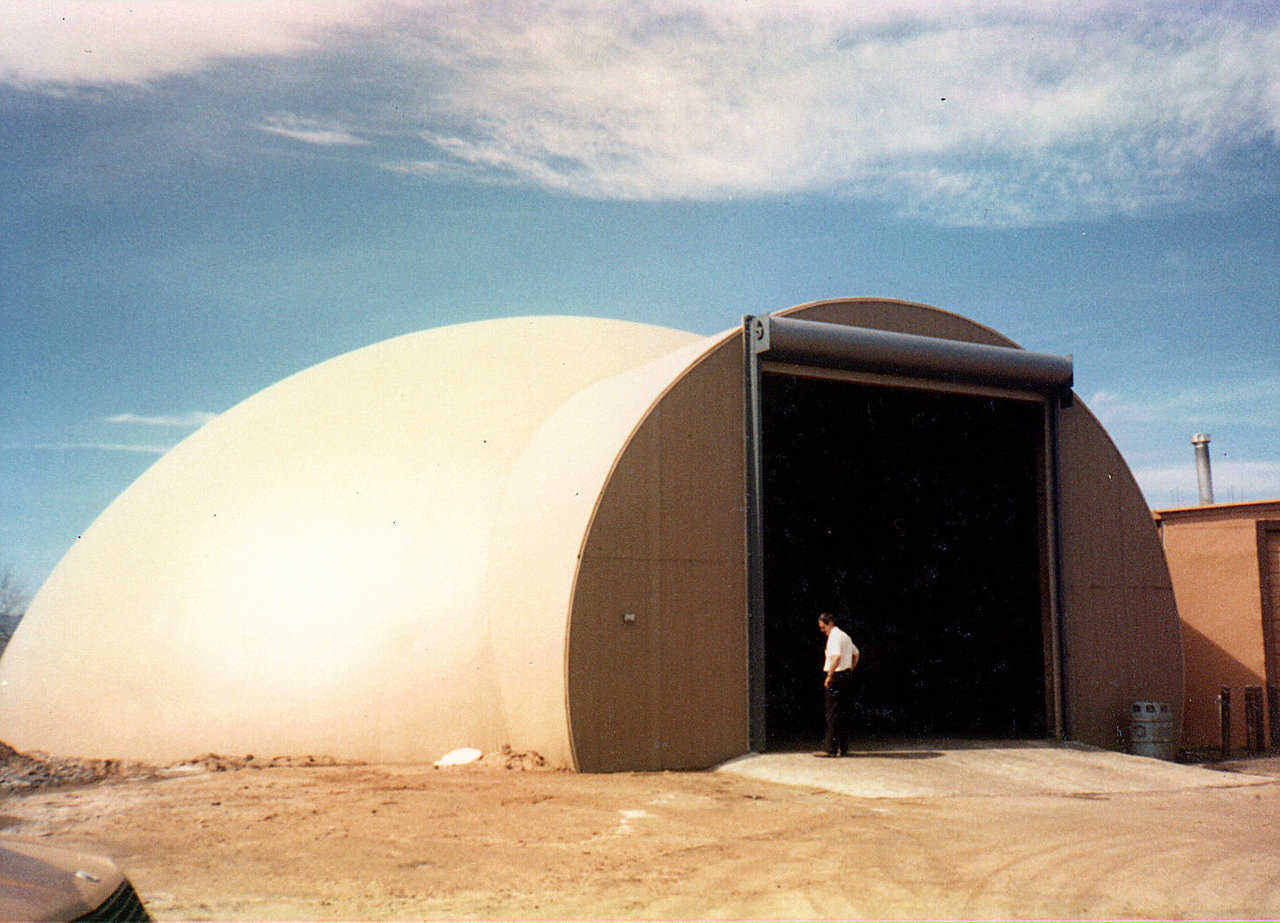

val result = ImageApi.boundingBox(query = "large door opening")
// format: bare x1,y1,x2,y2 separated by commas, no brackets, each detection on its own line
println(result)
759,372,1050,748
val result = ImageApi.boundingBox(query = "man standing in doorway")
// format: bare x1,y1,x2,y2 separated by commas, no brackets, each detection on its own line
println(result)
816,612,859,757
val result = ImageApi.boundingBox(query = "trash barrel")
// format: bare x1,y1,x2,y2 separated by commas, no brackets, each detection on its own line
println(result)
1130,701,1175,760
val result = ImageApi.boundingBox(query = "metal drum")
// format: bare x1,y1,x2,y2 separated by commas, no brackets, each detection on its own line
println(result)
1130,701,1175,760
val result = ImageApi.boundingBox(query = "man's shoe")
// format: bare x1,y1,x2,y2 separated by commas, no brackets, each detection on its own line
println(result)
812,751,838,758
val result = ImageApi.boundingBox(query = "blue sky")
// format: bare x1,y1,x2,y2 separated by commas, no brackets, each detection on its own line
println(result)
2,0,1278,593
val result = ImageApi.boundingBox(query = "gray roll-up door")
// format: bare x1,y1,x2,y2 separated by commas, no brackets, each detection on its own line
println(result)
742,313,1072,751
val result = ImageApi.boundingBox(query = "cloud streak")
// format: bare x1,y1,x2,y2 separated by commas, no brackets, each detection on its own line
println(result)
2,410,216,459
4,1,1279,225
1088,378,1280,430
256,115,370,146
8,442,172,455
1136,460,1280,508
105,412,218,427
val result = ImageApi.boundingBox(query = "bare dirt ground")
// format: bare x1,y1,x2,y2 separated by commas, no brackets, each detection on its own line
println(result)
2,744,1280,921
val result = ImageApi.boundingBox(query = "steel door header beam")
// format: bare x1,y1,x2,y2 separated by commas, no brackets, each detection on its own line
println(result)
748,314,1073,397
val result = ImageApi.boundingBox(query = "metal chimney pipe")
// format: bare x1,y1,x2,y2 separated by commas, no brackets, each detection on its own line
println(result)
1192,433,1214,505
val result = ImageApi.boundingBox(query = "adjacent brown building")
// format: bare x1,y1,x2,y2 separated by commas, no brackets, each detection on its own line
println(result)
1155,500,1280,752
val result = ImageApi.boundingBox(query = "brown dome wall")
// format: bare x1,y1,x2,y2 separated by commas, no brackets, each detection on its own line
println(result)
567,298,1181,770
1056,404,1183,746
567,339,749,771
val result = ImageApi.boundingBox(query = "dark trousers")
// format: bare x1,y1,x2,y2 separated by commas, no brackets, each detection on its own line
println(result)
823,670,855,755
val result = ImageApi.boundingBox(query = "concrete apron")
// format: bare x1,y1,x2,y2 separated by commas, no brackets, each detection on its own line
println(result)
715,740,1274,799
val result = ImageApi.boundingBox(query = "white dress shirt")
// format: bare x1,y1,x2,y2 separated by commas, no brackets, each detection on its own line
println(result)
824,625,857,673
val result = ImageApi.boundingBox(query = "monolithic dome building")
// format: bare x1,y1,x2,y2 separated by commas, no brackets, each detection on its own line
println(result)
0,299,1182,770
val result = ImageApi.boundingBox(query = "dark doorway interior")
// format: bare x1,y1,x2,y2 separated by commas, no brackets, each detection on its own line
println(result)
761,372,1047,747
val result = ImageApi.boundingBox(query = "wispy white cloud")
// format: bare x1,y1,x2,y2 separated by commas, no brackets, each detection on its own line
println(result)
1137,460,1280,508
8,442,172,455
256,115,370,146
1088,378,1280,430
0,1,374,86
105,412,218,427
1,411,214,457
4,1,1279,225
369,2,1280,223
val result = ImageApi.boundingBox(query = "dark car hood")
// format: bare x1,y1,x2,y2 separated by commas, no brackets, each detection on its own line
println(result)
0,836,123,922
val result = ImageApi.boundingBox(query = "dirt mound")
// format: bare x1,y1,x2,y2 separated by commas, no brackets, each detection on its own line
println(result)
168,753,358,773
0,740,552,795
0,742,161,794
0,742,365,794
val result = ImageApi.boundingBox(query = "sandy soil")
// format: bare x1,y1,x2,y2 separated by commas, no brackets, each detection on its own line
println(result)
2,750,1279,921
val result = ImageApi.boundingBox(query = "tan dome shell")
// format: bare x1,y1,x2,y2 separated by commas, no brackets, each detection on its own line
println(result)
0,316,709,765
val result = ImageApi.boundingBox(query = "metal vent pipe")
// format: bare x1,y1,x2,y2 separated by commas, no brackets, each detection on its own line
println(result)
1192,432,1214,505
